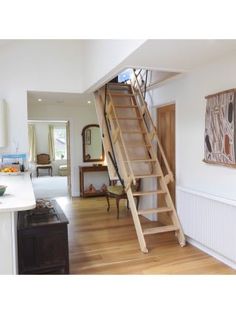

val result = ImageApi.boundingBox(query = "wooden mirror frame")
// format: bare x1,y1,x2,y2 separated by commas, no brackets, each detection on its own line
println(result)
82,124,104,162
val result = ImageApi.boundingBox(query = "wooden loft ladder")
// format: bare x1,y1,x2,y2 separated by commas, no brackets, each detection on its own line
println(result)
94,70,186,253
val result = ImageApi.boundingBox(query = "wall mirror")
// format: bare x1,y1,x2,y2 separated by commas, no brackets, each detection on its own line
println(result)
82,124,104,162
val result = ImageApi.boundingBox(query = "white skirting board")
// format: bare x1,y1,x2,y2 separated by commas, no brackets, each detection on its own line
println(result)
186,236,236,270
177,186,236,269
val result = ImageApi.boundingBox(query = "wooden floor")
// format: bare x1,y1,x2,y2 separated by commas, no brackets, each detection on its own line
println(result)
56,196,236,274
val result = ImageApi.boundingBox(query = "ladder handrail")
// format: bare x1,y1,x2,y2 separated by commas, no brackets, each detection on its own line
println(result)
132,69,174,182
143,70,148,100
133,69,149,99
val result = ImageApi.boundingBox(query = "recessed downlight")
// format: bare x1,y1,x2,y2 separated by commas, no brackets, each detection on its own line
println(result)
87,100,91,104
38,98,42,102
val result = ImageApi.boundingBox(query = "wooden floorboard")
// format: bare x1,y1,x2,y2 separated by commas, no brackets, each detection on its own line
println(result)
55,196,236,275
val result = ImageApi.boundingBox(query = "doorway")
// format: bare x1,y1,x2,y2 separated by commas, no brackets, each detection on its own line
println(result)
157,104,176,224
27,119,71,199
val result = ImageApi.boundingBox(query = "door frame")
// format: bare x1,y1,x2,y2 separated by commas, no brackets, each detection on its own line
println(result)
66,120,72,196
27,119,72,197
156,102,176,210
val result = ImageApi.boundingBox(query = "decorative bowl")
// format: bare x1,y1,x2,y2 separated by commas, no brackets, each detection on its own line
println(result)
0,185,7,196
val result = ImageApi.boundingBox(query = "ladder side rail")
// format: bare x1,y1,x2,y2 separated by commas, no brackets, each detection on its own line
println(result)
158,174,186,246
104,101,129,182
105,98,133,189
126,188,148,253
105,95,148,252
107,91,136,187
131,69,174,182
103,86,124,186
132,100,165,176
140,116,185,244
95,91,117,179
132,101,186,246
112,145,148,252
129,95,154,175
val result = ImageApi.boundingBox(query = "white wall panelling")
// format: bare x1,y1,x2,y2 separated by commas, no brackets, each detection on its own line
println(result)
177,186,236,267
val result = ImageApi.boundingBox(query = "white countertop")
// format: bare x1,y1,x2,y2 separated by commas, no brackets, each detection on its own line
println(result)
0,172,36,212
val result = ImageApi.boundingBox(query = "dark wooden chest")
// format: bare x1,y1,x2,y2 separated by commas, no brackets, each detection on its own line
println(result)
17,200,69,274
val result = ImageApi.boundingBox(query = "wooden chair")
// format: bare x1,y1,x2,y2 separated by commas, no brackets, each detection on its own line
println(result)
106,179,141,219
36,154,53,177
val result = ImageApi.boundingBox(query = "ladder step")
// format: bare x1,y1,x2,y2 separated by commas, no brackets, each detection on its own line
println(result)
107,83,130,88
138,207,172,215
143,225,179,235
122,130,146,134
125,159,156,162
133,190,166,196
134,174,161,179
127,143,152,148
112,117,142,120
110,93,135,97
114,105,138,108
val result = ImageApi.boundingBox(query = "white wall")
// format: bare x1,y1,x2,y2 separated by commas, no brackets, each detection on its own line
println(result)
150,53,236,200
0,40,145,156
34,122,51,154
0,40,84,156
28,101,104,196
0,40,146,196
148,53,236,266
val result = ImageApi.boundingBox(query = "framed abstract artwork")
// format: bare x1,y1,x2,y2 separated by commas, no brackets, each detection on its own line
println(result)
204,89,236,167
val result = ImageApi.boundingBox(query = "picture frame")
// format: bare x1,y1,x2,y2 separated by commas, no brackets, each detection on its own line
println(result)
204,88,236,167
85,129,91,145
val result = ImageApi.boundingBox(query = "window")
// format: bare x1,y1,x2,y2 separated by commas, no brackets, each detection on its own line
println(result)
54,127,67,160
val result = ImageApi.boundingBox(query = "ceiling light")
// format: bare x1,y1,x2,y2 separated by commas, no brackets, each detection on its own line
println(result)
38,98,42,102
87,100,91,104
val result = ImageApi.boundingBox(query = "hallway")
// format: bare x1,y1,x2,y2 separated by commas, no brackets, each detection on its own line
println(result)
32,175,68,199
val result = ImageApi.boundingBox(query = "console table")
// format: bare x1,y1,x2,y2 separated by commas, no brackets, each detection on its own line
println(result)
79,165,108,197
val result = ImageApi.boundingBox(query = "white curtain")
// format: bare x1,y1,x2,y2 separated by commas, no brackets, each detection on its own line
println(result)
48,125,55,161
28,124,36,162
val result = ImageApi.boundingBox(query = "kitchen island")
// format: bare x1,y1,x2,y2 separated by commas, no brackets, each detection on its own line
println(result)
0,172,35,274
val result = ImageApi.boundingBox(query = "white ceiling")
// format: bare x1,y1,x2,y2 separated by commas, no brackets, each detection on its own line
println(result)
2,39,236,94
27,91,94,107
124,39,236,72
27,71,179,106
84,39,236,91
86,39,236,92
149,70,179,85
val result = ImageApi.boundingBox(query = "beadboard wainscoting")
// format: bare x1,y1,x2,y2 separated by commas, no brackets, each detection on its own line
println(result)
176,186,236,269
